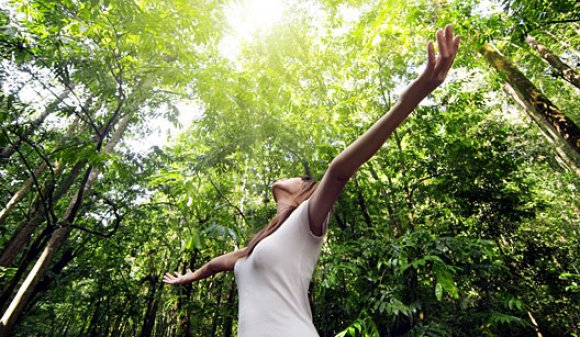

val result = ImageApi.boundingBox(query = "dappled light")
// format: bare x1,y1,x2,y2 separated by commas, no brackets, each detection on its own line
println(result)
0,0,578,337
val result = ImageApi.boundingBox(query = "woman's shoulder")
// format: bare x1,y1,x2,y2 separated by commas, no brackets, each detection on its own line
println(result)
293,199,328,240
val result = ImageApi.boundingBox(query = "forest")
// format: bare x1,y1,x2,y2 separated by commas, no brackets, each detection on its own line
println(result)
0,0,578,336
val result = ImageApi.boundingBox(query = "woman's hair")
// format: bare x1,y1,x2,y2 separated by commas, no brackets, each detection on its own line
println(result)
242,176,318,258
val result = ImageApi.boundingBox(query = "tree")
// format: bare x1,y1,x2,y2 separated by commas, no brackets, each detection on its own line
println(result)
524,34,580,90
1,0,578,336
480,42,580,155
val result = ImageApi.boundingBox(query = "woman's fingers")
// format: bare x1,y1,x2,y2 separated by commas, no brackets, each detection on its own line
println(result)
420,24,460,87
445,24,453,53
418,24,460,89
436,29,448,59
437,25,460,72
453,35,461,54
448,35,461,65
163,271,183,283
426,41,436,72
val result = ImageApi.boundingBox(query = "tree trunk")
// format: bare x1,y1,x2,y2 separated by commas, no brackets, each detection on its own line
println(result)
0,117,79,226
0,111,133,336
503,83,580,174
542,30,580,59
525,34,580,89
0,102,130,268
0,226,70,337
527,311,544,337
0,110,50,160
86,296,102,337
210,279,223,337
353,177,373,227
480,42,580,155
34,247,75,296
176,256,195,337
0,161,85,267
109,300,131,337
0,161,47,225
223,279,237,337
139,275,161,337
0,226,48,311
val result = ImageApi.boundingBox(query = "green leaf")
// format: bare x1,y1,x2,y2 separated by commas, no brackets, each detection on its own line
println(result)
435,282,443,301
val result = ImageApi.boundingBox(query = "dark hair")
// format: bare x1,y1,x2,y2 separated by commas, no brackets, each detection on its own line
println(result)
242,176,317,258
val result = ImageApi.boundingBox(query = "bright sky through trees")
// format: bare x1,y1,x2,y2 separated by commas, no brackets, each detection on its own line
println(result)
229,0,286,36
220,0,287,61
131,0,502,153
130,0,289,153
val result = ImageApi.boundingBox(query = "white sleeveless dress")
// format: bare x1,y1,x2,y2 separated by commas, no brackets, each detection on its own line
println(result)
234,199,329,337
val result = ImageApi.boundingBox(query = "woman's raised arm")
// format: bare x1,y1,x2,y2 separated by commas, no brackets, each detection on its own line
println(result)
308,24,461,236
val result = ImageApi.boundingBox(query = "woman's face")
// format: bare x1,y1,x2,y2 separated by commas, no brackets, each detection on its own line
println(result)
271,177,303,202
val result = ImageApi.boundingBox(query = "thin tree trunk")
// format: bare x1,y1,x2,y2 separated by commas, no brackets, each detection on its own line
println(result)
0,225,70,337
353,177,373,227
0,109,53,159
139,275,161,337
0,111,133,336
33,247,75,296
0,226,48,311
177,255,196,337
61,313,72,337
110,300,131,337
87,296,102,337
60,285,78,337
0,117,79,226
480,42,580,155
223,279,236,337
0,88,72,159
0,102,126,268
525,34,580,89
210,278,224,337
527,311,544,337
0,109,50,159
543,30,580,59
503,83,580,174
0,160,85,267
0,161,48,225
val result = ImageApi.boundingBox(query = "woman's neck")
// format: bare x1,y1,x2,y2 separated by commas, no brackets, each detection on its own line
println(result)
275,198,295,215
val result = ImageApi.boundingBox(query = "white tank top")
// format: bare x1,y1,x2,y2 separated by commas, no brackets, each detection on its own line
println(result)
234,199,328,337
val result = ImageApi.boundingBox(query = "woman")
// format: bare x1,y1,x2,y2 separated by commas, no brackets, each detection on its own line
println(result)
164,25,461,336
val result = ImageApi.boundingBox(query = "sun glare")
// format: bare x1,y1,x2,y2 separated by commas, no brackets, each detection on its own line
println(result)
231,0,285,36
219,0,287,60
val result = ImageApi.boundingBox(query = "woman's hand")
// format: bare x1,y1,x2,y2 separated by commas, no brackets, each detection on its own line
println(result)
163,269,194,285
416,24,461,94
163,250,243,286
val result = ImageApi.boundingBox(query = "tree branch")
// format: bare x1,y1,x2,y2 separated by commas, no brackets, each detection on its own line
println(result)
207,175,250,226
2,128,58,226
67,198,124,238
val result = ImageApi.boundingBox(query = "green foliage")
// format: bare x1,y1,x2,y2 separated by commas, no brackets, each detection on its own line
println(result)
1,0,578,337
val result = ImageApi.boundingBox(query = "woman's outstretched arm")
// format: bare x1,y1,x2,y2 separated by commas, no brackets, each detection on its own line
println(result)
163,248,247,285
308,25,461,236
